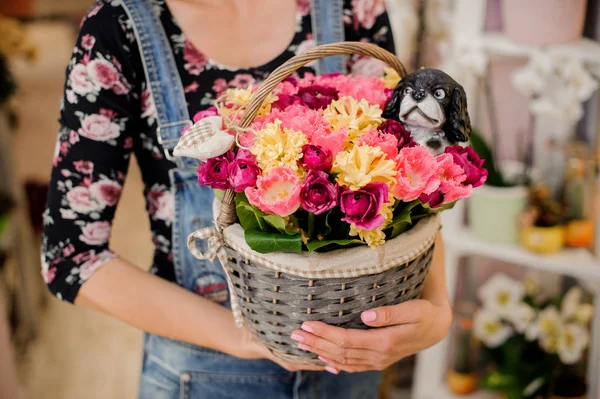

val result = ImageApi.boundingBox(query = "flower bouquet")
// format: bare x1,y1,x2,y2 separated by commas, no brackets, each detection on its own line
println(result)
174,43,487,363
473,274,593,399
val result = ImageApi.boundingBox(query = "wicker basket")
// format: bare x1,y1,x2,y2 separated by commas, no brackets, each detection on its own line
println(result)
188,42,440,364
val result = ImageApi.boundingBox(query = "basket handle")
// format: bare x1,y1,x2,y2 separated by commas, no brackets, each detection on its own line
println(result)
217,42,407,230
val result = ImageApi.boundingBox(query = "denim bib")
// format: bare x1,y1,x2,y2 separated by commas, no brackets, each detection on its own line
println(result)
119,1,380,398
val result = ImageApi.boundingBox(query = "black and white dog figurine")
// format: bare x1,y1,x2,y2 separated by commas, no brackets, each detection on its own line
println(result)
382,68,471,155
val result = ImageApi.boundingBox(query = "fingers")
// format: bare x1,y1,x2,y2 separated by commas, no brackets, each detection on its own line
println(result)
297,321,379,350
360,300,427,327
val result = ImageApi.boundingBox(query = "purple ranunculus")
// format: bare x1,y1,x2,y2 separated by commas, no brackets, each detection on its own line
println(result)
378,119,417,149
300,144,333,172
444,145,488,188
227,150,261,193
197,150,234,190
192,106,219,123
297,85,339,110
420,191,444,209
272,94,305,111
340,183,389,230
300,170,338,215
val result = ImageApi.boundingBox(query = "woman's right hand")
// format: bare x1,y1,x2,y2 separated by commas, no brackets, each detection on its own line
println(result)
238,327,325,372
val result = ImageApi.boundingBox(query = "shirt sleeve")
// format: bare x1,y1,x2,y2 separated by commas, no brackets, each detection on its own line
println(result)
344,0,397,74
41,1,142,303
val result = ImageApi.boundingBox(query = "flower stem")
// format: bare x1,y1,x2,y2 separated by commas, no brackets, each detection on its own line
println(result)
308,212,315,240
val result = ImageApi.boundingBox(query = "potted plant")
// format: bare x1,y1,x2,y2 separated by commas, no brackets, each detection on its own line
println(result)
519,185,567,254
468,129,529,245
501,0,588,46
473,274,593,399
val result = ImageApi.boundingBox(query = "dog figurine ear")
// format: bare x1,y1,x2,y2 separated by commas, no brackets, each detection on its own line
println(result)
444,86,471,143
382,85,403,120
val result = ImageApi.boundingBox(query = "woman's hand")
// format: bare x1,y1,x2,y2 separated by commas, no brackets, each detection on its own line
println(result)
239,326,326,372
289,299,452,374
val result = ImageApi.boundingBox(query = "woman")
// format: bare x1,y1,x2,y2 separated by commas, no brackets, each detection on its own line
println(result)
42,0,452,397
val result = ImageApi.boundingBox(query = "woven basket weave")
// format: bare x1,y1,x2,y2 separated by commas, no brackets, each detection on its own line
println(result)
189,42,439,364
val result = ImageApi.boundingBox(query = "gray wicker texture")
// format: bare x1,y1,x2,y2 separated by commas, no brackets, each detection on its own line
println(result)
223,243,435,364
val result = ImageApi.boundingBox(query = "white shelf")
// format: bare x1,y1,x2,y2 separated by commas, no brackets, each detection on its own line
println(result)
442,228,600,282
459,32,600,64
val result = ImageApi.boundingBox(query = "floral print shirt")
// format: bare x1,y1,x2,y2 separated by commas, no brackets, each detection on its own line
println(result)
42,0,395,303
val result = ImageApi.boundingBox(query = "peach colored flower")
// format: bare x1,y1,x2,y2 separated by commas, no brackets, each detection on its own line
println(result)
436,153,473,203
357,129,398,160
245,167,302,217
393,146,440,201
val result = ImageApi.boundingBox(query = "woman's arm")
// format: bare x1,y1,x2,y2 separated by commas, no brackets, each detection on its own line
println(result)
288,233,453,373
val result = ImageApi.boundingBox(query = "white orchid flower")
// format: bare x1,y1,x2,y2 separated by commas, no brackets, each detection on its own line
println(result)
557,323,589,365
478,274,525,317
473,309,514,348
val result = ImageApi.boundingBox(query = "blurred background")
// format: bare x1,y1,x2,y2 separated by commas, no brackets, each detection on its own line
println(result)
0,0,599,398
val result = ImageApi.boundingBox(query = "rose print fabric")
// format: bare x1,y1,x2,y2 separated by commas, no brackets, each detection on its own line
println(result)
42,0,395,303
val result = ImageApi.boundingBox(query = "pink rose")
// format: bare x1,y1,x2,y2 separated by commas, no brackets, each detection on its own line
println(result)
300,144,333,172
69,64,95,95
393,146,441,201
301,170,338,215
212,78,227,94
340,182,389,230
79,251,115,280
352,0,386,30
79,221,112,246
245,167,302,217
90,180,122,207
81,34,96,51
141,89,156,120
197,151,234,190
192,106,219,123
112,81,130,95
78,114,121,141
73,161,94,174
62,244,75,257
227,150,261,193
72,250,95,265
67,186,104,213
229,74,255,89
183,40,207,75
153,191,174,223
87,59,120,90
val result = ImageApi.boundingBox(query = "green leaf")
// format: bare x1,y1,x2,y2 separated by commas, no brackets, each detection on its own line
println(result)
305,239,365,254
244,229,303,254
469,129,506,187
263,214,297,235
480,371,518,390
386,200,420,239
235,193,268,232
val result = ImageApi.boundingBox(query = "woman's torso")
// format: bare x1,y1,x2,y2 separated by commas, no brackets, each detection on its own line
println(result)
42,0,395,302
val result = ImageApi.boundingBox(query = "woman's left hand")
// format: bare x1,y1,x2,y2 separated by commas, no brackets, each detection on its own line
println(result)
289,299,452,374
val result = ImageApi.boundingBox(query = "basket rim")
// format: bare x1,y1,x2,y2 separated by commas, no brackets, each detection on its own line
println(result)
222,214,440,279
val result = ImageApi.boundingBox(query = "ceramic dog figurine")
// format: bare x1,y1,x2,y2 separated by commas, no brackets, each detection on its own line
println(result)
382,68,471,154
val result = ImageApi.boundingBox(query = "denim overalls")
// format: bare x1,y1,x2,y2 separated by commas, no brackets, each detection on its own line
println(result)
120,0,382,397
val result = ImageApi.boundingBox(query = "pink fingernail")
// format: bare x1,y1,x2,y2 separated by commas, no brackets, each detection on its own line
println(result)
290,333,304,342
301,324,314,333
325,366,339,375
298,343,311,351
362,310,377,323
318,356,330,364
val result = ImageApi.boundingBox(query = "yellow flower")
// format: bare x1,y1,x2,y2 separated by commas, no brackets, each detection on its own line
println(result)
332,144,397,190
220,86,277,119
382,66,401,89
250,120,307,173
323,96,383,143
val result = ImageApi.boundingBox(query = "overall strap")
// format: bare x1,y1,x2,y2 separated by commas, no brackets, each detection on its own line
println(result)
311,0,347,75
120,0,195,169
